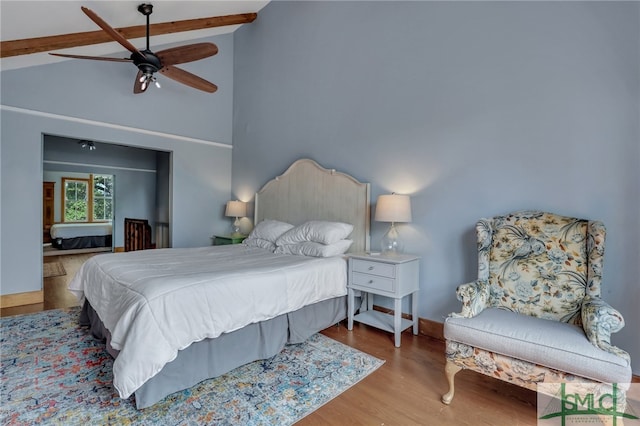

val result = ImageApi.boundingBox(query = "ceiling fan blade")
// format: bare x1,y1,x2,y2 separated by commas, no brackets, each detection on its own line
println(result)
49,53,132,63
81,6,143,58
159,65,218,93
133,70,148,94
156,43,218,66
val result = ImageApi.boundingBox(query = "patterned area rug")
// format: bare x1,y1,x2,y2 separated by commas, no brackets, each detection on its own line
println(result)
42,262,66,278
1,307,384,425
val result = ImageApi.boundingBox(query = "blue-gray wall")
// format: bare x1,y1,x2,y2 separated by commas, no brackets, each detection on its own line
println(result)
233,2,639,372
1,33,235,296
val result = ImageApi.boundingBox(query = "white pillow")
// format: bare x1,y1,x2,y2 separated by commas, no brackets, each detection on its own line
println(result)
242,237,276,252
275,240,353,257
246,220,294,243
275,220,354,246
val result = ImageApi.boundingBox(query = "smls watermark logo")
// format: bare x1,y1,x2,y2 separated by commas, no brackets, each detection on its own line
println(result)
538,383,640,426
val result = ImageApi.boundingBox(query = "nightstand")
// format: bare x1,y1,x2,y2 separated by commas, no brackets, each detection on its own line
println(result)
347,252,420,347
212,234,246,246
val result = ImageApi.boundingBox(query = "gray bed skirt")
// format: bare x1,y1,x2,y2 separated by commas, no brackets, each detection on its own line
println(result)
80,295,349,409
52,234,112,250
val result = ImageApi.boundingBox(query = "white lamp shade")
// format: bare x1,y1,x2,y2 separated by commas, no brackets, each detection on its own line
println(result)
225,200,247,218
374,194,412,223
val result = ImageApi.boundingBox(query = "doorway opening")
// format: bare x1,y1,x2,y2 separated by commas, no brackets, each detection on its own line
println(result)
42,134,171,289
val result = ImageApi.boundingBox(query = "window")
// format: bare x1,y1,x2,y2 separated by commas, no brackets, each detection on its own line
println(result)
93,175,113,221
62,178,89,222
62,174,113,222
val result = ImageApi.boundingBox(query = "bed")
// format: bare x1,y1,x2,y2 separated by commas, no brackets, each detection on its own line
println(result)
50,222,112,249
68,158,370,409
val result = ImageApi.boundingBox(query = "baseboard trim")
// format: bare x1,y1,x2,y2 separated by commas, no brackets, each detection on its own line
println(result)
419,317,445,341
0,290,44,308
114,247,125,253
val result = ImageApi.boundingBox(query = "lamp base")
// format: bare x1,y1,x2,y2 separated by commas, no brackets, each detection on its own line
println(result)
381,223,403,254
231,218,241,235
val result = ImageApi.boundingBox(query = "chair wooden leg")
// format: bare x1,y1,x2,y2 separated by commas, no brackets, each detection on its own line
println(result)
442,360,462,405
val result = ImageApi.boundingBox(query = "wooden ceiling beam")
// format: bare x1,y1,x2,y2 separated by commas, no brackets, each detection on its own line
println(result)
0,12,257,58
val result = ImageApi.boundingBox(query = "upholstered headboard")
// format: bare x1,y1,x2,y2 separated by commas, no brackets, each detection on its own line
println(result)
254,159,370,253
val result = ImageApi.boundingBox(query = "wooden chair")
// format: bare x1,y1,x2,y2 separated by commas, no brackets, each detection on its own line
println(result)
124,218,153,252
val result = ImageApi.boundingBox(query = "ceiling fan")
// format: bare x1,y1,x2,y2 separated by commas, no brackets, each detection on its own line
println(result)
50,4,218,94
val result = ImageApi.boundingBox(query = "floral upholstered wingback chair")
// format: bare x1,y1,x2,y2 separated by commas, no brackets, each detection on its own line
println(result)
442,211,632,404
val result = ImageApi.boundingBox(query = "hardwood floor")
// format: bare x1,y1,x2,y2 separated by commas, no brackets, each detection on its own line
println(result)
4,258,634,425
314,325,538,425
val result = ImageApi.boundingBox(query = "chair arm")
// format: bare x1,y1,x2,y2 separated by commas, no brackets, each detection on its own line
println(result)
582,295,631,363
449,280,490,318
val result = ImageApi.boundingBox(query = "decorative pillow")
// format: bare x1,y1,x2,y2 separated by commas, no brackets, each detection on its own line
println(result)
275,240,353,257
275,220,353,246
242,237,276,252
246,220,294,243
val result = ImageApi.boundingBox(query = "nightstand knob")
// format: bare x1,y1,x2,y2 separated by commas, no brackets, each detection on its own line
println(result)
369,279,374,284
368,266,374,271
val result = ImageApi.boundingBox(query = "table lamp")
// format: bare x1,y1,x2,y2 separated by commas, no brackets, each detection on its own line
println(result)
374,193,412,254
225,200,247,235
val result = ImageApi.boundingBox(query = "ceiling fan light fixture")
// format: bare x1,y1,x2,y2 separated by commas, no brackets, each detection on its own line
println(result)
78,140,96,150
138,72,160,90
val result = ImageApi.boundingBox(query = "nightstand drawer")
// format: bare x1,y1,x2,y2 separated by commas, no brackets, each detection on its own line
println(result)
351,259,395,278
352,272,395,292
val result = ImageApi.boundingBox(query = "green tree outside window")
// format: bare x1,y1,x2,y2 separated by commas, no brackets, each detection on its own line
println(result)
62,175,113,222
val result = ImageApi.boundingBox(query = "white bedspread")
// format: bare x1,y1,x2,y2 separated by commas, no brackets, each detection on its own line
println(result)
50,222,112,239
68,245,347,399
